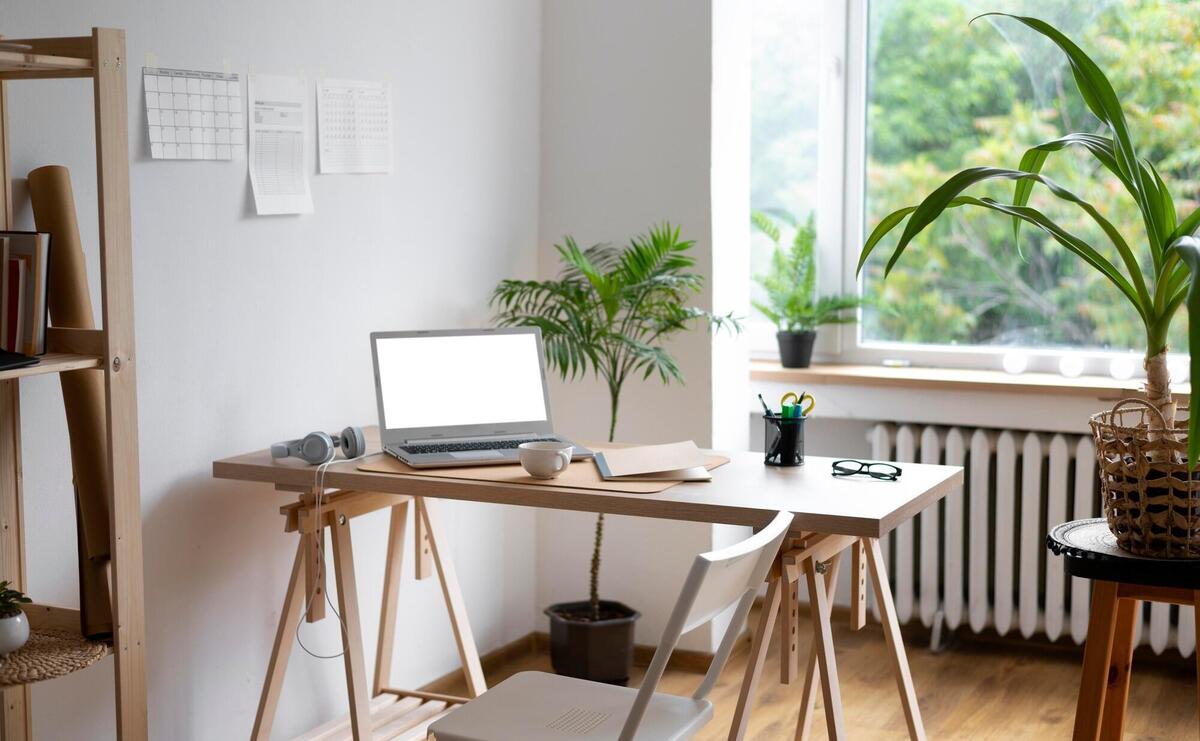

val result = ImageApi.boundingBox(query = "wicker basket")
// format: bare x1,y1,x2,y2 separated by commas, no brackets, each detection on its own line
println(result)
1091,398,1200,559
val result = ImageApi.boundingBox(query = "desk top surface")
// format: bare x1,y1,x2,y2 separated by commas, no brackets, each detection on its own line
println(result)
213,435,963,538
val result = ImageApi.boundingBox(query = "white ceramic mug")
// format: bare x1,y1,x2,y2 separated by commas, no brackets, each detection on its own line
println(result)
519,441,574,479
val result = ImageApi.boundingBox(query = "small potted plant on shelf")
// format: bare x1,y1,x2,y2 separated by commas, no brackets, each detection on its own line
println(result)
492,222,738,684
0,581,31,655
860,13,1200,558
752,210,861,368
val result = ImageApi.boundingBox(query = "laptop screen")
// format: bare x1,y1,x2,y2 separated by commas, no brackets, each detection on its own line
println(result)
375,332,549,432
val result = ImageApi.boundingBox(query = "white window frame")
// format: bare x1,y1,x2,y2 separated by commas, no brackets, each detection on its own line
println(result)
751,0,1167,381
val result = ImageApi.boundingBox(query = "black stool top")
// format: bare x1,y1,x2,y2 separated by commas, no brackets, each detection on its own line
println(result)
1047,518,1200,590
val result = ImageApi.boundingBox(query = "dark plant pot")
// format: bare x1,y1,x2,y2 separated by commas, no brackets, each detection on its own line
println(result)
544,600,640,685
777,330,817,368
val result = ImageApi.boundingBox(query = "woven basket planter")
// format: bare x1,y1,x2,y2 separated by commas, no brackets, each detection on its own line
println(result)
1091,398,1200,559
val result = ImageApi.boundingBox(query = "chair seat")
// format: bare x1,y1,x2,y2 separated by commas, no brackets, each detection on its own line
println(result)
428,671,713,741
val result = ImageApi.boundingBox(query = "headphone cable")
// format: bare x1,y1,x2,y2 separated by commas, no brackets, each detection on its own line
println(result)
294,447,365,660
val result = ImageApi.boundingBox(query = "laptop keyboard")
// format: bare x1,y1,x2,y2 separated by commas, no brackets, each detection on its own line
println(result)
403,438,561,455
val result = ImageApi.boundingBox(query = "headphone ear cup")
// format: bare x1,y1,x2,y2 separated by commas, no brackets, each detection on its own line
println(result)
300,431,335,465
340,426,366,459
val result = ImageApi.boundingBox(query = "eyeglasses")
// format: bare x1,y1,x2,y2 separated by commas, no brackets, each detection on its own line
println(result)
831,459,902,481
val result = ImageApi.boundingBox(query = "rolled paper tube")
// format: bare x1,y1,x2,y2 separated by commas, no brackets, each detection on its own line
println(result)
28,165,111,564
75,485,112,639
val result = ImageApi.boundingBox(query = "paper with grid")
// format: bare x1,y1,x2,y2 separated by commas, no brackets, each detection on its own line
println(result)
317,79,393,174
143,67,245,161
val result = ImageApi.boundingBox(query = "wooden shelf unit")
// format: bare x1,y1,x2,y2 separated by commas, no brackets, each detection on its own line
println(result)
0,28,146,740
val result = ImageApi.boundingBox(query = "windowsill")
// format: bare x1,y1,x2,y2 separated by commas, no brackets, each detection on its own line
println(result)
750,361,1192,401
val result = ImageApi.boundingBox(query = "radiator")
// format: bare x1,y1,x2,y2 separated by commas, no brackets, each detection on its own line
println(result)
868,423,1195,657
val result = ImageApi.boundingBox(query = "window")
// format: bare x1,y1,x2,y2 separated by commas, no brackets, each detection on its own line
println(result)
752,0,1200,369
748,0,826,353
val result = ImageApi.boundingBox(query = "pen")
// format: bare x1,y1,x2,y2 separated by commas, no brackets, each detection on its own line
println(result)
758,393,772,417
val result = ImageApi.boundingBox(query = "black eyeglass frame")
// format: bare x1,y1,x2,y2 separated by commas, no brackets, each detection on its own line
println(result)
831,459,903,481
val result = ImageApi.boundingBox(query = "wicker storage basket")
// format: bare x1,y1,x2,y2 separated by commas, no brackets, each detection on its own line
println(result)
1091,398,1200,558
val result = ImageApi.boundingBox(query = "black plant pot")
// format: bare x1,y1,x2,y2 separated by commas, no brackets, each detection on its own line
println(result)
544,600,640,685
777,330,817,368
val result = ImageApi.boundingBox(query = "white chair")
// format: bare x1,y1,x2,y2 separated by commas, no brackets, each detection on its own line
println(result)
428,510,793,741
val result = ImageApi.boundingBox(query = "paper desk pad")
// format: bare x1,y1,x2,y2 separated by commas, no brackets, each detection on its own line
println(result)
358,450,730,494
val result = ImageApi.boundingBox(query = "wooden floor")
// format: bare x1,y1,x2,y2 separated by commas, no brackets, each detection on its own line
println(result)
433,605,1197,739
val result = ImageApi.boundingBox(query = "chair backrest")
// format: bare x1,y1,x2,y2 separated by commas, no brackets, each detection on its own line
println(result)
617,510,793,741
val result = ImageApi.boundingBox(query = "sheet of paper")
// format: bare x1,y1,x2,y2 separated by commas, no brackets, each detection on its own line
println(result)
317,79,393,174
248,73,314,215
594,441,706,479
143,67,245,161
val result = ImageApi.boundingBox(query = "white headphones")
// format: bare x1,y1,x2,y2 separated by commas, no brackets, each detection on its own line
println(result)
271,426,366,465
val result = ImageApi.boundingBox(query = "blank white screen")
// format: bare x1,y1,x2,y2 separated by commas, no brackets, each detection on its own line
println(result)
377,333,548,430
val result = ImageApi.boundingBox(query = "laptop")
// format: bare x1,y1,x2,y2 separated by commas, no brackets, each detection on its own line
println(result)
370,328,593,468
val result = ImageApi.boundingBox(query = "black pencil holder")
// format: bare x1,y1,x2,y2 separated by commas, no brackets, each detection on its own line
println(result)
764,413,804,467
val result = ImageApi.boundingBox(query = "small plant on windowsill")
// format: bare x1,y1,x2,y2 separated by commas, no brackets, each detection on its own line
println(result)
752,210,861,368
491,222,738,684
0,581,31,655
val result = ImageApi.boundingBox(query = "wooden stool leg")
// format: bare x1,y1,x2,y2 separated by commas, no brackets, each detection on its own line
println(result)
1099,597,1137,740
329,514,372,739
1073,580,1120,741
1193,591,1200,738
418,498,486,697
805,556,846,740
795,552,843,741
373,501,410,696
251,539,307,741
864,537,925,741
728,571,783,741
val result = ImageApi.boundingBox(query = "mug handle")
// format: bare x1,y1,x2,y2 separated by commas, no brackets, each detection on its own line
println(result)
555,450,571,471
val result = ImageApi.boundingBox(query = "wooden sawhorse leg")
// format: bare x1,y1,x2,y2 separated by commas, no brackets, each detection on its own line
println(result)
794,552,843,740
863,537,925,740
251,538,308,741
252,491,485,740
374,498,486,699
730,532,853,741
728,567,783,740
789,539,926,741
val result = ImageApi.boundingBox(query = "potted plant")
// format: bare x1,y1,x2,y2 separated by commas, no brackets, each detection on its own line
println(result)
492,222,738,683
0,581,31,655
752,210,860,368
860,13,1200,557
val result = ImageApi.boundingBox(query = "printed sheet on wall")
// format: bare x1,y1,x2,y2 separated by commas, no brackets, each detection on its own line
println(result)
317,79,393,174
248,73,314,215
144,67,245,160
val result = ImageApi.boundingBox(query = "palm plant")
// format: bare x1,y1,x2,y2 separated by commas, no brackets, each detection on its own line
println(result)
492,223,739,618
753,209,861,332
860,13,1200,463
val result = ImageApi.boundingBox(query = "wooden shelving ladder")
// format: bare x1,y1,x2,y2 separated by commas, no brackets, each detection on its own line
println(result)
0,28,147,740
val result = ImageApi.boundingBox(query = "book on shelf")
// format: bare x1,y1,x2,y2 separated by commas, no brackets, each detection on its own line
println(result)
0,232,50,356
0,237,7,350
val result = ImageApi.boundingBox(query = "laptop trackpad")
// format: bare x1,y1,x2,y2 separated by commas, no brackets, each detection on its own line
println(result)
449,451,504,460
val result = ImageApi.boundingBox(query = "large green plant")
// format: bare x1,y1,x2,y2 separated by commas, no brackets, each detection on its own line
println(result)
860,13,1200,462
752,209,860,332
492,223,738,617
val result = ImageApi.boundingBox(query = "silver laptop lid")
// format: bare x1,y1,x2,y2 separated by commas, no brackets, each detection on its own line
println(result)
370,328,556,444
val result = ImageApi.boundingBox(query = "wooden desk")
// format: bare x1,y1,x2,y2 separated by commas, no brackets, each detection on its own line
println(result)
214,436,962,740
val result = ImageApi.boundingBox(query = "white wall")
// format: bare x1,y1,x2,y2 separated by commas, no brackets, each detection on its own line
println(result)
535,0,753,652
4,1,542,738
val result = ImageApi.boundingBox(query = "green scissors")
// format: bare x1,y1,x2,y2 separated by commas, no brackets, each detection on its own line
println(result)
779,391,815,418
